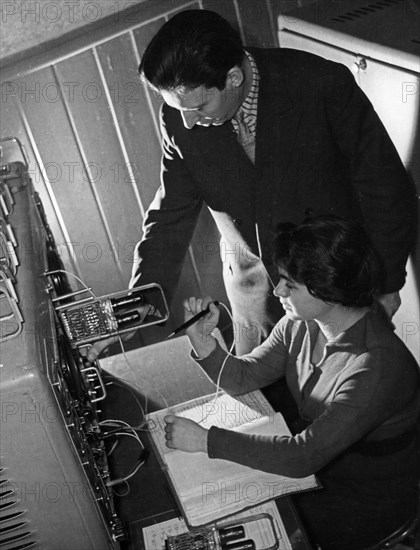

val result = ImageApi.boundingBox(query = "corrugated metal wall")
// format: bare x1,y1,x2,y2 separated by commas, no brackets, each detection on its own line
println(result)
0,0,284,341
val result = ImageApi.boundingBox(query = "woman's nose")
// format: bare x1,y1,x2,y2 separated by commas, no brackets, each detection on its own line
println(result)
181,110,200,129
274,281,288,298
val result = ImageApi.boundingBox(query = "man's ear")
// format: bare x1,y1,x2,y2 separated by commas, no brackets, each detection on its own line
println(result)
226,66,245,89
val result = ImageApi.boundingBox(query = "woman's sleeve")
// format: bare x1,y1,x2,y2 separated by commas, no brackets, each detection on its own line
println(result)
196,321,290,395
207,350,417,478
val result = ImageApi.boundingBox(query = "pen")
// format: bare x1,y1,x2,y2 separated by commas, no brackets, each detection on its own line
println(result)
165,301,219,339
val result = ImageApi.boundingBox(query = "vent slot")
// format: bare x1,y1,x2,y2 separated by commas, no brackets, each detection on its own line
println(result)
0,500,18,512
0,490,15,502
0,476,37,550
0,531,33,546
331,0,401,22
0,511,25,524
0,521,28,534
3,543,37,550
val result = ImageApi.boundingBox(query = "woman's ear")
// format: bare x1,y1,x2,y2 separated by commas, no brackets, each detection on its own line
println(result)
226,66,245,89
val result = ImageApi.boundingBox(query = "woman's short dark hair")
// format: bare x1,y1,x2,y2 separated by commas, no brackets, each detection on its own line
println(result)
274,216,382,307
139,10,245,92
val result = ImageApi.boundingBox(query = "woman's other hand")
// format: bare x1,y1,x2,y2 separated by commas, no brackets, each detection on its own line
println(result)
164,415,208,453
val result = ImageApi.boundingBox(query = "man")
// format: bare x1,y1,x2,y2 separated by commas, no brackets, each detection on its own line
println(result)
88,9,415,359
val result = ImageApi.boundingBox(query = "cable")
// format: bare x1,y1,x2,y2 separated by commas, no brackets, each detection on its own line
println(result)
100,419,145,443
198,300,234,425
255,222,276,291
106,455,148,487
104,376,147,420
107,459,146,488
111,480,131,497
111,299,236,433
118,335,149,415
107,431,142,444
107,438,119,456
43,269,150,492
44,268,96,298
100,417,149,432
217,301,235,354
198,352,229,425
104,430,149,488
116,333,171,412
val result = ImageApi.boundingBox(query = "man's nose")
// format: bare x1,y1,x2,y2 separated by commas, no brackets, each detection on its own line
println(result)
181,111,199,129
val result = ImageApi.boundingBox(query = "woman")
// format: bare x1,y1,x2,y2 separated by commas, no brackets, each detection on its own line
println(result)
164,216,420,550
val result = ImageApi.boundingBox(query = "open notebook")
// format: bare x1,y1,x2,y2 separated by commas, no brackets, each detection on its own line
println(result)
146,390,318,527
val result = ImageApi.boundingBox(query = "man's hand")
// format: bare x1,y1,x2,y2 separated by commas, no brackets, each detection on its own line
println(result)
85,328,138,362
164,415,208,453
377,291,401,319
85,336,119,362
85,302,156,362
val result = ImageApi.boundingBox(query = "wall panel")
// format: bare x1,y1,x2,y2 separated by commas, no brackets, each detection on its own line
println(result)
236,0,278,47
0,94,72,271
132,17,169,131
201,0,242,32
96,33,161,210
16,66,118,291
55,50,145,290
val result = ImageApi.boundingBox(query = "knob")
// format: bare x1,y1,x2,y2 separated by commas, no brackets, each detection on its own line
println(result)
353,57,367,73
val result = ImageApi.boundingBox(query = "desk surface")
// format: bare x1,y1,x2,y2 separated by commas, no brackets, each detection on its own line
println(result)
99,336,313,550
117,440,312,550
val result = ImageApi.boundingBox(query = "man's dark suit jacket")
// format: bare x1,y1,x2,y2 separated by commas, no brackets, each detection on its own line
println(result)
131,48,415,343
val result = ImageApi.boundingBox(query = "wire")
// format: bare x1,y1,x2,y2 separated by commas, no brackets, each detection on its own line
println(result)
111,480,131,497
106,456,147,487
101,416,150,490
107,438,119,456
198,300,234,425
44,268,96,298
110,299,236,434
116,333,171,412
217,301,235,353
104,430,148,488
107,460,147,488
100,419,145,443
117,333,151,414
108,431,142,443
255,222,276,291
198,352,229,425
104,376,147,420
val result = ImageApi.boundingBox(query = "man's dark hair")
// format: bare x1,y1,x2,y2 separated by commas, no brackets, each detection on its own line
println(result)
274,216,382,307
139,10,245,92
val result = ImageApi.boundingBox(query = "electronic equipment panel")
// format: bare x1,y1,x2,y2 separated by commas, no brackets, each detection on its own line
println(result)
0,143,126,550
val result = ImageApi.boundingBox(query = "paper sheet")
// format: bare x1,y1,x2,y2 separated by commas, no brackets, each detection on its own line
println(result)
142,500,293,550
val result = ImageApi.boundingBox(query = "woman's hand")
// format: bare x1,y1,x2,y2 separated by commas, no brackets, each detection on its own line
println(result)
183,296,219,358
164,415,208,453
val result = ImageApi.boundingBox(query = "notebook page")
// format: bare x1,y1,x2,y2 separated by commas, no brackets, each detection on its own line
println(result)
165,413,289,499
147,391,273,458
